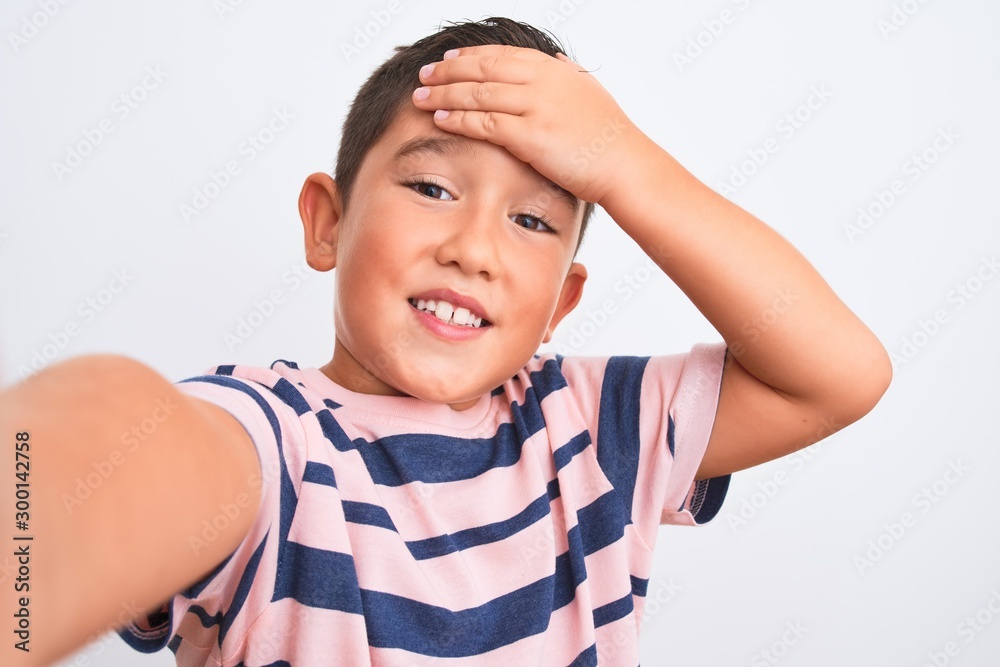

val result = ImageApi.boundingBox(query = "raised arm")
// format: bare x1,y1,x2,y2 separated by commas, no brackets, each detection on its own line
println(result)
409,45,892,481
0,355,261,666
595,141,892,479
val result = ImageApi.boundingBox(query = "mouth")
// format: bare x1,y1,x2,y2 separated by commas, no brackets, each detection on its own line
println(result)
407,291,492,329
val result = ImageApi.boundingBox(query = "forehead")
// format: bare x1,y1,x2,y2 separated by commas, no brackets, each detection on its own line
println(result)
372,106,582,221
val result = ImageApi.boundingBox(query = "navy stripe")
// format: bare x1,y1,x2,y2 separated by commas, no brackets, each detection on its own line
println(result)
406,493,550,560
527,357,569,401
219,532,269,644
361,574,556,656
553,431,591,471
547,477,561,502
167,635,182,654
215,364,235,376
592,591,633,628
691,475,731,524
566,643,597,667
186,605,222,628
271,377,312,415
577,490,629,556
666,414,675,457
266,526,601,656
323,398,341,409
595,357,649,522
272,358,299,370
343,500,397,531
630,575,649,597
316,410,531,486
272,541,364,615
277,513,625,656
553,523,588,611
507,385,548,440
302,461,337,487
236,661,292,667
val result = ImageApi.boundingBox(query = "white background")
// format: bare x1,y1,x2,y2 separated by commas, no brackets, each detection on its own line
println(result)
2,0,998,665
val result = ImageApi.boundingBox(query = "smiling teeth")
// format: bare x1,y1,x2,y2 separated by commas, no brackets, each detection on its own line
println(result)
409,298,486,328
436,301,454,323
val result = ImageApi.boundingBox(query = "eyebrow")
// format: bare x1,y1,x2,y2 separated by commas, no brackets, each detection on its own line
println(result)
392,135,582,218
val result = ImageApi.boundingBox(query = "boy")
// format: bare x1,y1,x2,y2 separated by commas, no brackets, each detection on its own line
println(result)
1,16,891,667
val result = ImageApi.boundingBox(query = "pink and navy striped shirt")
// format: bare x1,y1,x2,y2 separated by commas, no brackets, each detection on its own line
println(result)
119,342,730,666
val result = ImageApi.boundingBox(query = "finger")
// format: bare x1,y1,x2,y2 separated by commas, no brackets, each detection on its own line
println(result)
412,81,527,115
420,52,543,86
441,44,554,63
431,109,529,155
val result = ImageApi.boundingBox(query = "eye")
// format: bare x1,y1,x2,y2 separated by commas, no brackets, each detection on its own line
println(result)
404,178,454,201
512,213,554,234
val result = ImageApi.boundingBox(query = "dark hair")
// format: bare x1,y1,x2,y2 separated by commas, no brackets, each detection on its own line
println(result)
334,16,594,252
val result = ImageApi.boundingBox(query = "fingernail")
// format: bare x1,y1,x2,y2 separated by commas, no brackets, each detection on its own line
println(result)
420,63,435,79
413,87,430,101
443,49,459,60
434,109,450,121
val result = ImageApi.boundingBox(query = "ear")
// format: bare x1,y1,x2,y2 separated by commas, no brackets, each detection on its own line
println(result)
543,262,588,344
298,172,343,272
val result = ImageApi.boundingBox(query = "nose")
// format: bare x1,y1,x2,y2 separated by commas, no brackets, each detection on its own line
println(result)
433,202,501,279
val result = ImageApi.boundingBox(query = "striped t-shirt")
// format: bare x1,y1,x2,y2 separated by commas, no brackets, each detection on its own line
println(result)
119,342,730,666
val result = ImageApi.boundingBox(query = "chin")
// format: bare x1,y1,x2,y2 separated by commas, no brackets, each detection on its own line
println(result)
394,374,483,406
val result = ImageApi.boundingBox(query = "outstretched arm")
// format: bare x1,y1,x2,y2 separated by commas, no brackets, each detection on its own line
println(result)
0,355,261,665
411,45,891,479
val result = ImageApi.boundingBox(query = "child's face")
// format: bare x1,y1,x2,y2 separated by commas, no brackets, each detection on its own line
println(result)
303,105,587,410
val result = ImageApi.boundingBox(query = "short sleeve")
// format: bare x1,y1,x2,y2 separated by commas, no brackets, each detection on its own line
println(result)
656,342,730,527
559,342,730,553
116,372,291,662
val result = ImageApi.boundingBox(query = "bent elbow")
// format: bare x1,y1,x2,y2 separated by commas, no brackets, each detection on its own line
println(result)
840,336,894,425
